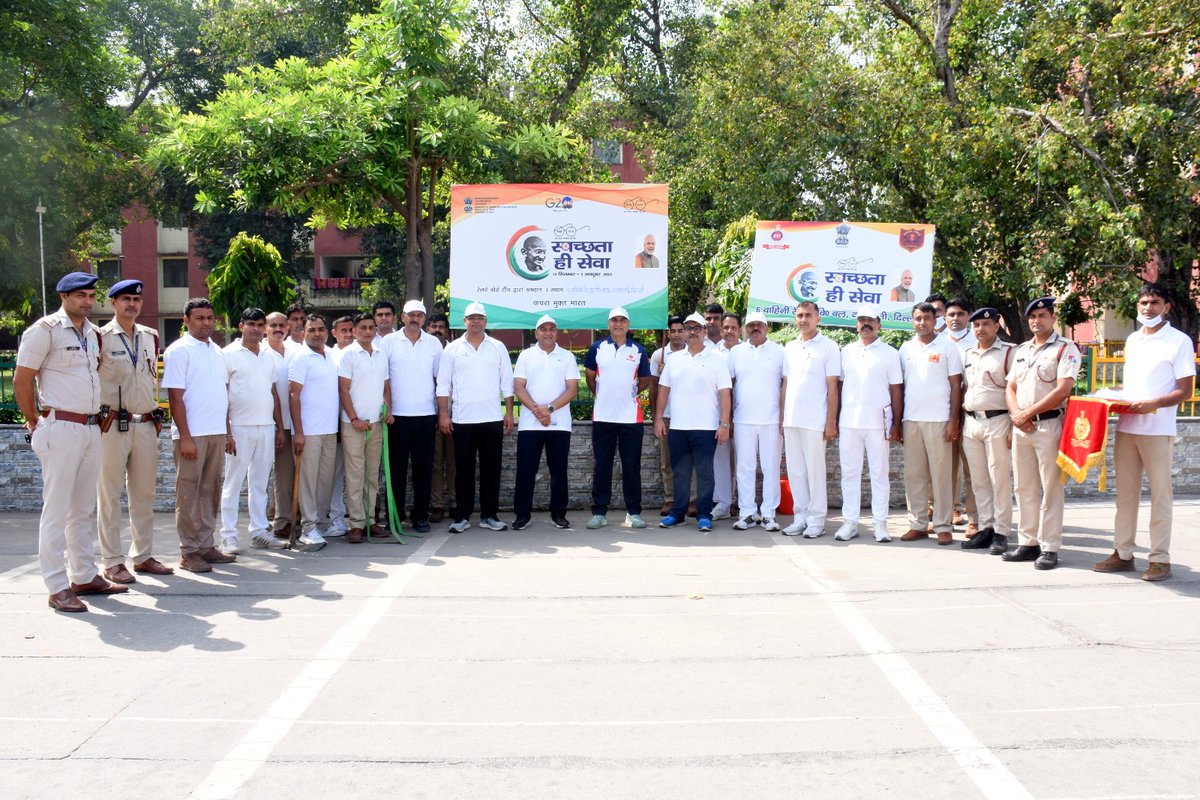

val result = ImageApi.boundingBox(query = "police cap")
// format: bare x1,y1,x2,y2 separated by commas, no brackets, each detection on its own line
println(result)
107,279,144,298
1024,297,1055,316
968,307,1000,323
55,272,99,293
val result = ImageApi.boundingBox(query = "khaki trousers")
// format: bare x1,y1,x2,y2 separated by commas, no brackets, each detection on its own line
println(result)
32,418,102,592
903,420,953,534
951,438,978,523
97,420,159,567
173,434,224,555
341,421,383,530
271,430,294,533
961,414,1013,536
297,433,338,533
431,428,456,511
1011,418,1065,551
1114,432,1175,563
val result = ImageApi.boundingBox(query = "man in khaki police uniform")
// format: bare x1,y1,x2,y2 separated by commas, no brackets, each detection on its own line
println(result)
14,271,130,612
96,279,174,584
1003,297,1081,570
959,308,1015,554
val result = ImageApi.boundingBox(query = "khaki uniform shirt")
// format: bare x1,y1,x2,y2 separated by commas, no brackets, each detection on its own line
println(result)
15,308,101,414
98,320,159,415
963,340,1014,412
1007,332,1081,411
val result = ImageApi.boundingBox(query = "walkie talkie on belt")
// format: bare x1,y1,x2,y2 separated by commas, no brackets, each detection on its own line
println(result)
117,386,130,432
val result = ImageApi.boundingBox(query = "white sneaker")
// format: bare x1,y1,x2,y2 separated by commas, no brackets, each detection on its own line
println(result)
586,514,608,529
448,519,470,534
782,520,806,536
874,523,892,542
251,531,285,549
626,513,647,529
732,515,758,531
711,505,732,520
479,517,508,531
802,527,825,539
834,522,859,541
219,535,241,555
298,529,326,547
324,524,348,538
760,517,780,532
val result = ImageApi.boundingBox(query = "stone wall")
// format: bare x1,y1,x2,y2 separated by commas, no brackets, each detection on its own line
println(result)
2,420,1197,514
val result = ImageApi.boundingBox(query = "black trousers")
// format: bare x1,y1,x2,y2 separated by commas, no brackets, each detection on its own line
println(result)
453,421,504,521
386,414,435,523
513,430,571,518
591,421,643,515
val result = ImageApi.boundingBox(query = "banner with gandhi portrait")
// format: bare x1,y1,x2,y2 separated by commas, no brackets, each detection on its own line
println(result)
449,184,669,329
747,221,936,330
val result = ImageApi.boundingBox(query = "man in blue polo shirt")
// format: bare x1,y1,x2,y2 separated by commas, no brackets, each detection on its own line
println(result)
584,306,651,529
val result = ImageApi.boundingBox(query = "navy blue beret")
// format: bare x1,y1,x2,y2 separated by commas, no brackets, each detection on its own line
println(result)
107,279,144,298
55,272,99,293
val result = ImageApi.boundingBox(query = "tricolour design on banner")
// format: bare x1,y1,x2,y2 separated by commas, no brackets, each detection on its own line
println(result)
450,184,669,329
748,221,936,330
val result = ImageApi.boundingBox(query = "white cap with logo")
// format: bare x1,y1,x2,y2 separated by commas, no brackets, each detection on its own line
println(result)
463,301,487,318
403,299,426,314
535,314,557,328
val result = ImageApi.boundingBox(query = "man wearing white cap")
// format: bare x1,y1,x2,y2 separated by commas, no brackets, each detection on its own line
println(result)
836,306,903,542
654,312,732,532
437,301,515,532
381,298,442,533
584,306,651,529
512,315,580,529
728,312,785,531
781,300,841,538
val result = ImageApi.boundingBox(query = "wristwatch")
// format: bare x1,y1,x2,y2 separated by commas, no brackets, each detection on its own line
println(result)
547,404,555,413
720,422,732,430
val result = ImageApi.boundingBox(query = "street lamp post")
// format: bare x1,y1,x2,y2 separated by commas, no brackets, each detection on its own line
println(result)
35,199,47,317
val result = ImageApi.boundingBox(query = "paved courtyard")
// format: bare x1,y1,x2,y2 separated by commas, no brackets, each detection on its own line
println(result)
2,500,1198,800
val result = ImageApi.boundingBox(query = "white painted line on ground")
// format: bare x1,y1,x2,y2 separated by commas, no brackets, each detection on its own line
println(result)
782,542,1035,800
187,534,448,800
0,560,39,582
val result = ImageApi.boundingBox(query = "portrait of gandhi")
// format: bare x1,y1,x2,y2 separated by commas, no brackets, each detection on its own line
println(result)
793,269,818,299
522,235,548,272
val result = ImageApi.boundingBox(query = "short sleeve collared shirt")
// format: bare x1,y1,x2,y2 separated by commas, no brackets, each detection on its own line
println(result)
728,339,785,425
514,343,579,432
162,332,229,438
584,337,650,423
337,341,390,423
436,335,515,424
782,332,841,430
223,339,279,426
98,320,159,415
381,328,441,417
962,340,1014,413
899,335,964,422
839,338,903,430
1006,332,1081,411
1116,322,1196,437
16,308,102,414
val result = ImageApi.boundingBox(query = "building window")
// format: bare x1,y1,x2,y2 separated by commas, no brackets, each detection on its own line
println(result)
294,255,315,278
162,257,189,288
96,259,121,284
591,140,623,165
161,318,185,347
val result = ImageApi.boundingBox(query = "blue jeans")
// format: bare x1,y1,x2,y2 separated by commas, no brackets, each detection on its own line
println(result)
668,428,716,520
591,421,643,515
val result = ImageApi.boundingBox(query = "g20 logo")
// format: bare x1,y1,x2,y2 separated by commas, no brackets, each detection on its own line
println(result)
544,195,574,209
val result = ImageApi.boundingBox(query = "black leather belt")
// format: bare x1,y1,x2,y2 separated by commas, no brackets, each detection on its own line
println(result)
969,409,1008,420
1032,409,1062,421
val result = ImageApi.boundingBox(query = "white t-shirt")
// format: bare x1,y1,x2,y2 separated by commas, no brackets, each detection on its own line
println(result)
381,328,441,416
584,337,651,423
337,341,390,423
1116,322,1196,437
162,333,229,438
948,327,977,355
728,339,785,425
222,339,279,427
840,338,903,430
659,347,732,430
288,344,340,436
899,335,963,422
782,332,842,430
436,335,514,424
269,344,294,431
649,345,688,419
514,343,579,432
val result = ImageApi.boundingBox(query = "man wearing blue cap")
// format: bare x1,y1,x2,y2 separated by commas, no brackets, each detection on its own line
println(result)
1003,296,1081,569
14,271,130,611
96,279,174,583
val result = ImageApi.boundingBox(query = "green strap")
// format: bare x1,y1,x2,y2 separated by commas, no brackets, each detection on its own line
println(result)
376,404,412,543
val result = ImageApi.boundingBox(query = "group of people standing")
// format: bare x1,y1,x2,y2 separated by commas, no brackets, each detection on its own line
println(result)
14,272,1195,613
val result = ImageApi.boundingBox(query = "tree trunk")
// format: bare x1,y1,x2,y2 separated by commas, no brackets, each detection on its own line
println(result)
404,160,422,301
421,162,438,309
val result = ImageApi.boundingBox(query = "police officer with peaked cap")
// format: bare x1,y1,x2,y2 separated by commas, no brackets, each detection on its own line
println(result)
96,279,174,583
13,271,130,611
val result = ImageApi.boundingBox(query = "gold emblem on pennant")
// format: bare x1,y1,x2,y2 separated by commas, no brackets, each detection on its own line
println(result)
1071,410,1091,448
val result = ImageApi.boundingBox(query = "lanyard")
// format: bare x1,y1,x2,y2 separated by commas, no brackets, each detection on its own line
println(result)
117,330,139,368
69,325,89,352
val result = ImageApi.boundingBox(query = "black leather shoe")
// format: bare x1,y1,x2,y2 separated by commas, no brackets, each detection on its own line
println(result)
988,534,1009,555
1002,544,1042,562
961,526,995,550
1034,551,1059,570
413,519,431,534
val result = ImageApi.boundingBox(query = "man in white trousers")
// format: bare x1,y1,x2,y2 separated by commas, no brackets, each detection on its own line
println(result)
836,307,903,542
781,300,841,537
711,313,743,519
218,307,285,554
728,312,785,532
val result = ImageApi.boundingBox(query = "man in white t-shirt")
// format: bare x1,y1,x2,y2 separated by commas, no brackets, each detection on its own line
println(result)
654,312,732,532
266,311,296,539
163,298,236,572
648,315,688,515
218,308,285,555
584,306,651,530
381,299,442,534
288,314,341,548
837,306,903,542
1094,283,1196,581
437,302,515,533
728,312,785,532
512,315,580,530
898,302,963,546
338,313,394,544
781,301,841,538
283,302,307,354
711,313,743,518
